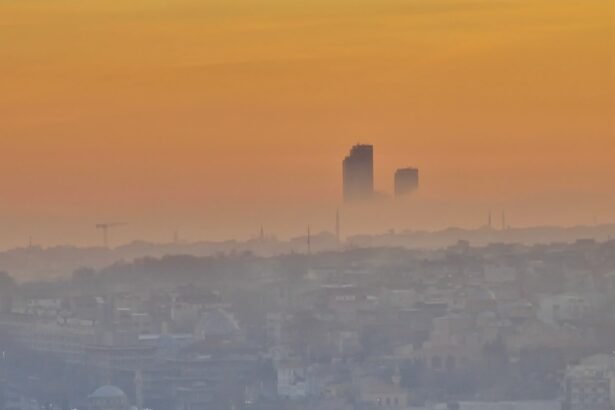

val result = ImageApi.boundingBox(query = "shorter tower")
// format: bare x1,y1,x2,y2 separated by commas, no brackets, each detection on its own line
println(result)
394,167,419,197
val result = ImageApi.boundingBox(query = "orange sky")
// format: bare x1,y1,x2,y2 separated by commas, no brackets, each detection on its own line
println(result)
0,0,614,248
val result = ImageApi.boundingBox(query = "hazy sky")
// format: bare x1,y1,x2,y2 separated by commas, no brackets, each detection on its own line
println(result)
0,0,613,248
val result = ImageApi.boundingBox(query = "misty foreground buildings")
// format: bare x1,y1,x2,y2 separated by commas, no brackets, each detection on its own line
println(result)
1,238,615,409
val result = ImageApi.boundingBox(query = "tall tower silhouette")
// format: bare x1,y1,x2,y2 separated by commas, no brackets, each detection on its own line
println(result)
342,144,374,202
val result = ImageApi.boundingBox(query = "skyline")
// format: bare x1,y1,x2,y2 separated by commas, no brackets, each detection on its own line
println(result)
2,2,615,408
0,0,613,248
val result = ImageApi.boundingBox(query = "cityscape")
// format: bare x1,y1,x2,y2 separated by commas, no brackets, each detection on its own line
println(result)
1,0,613,409
0,144,614,410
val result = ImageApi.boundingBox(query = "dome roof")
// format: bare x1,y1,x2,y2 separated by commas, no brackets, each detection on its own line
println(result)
196,308,240,338
89,385,127,399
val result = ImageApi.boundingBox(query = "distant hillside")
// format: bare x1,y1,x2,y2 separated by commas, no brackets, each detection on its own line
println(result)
1,224,614,281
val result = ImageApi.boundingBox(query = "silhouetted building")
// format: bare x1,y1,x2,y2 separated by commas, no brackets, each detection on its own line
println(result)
394,167,419,196
343,144,374,202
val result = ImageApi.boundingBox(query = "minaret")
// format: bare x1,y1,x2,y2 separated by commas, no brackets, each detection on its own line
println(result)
135,370,144,410
307,225,311,255
0,351,6,410
335,209,341,245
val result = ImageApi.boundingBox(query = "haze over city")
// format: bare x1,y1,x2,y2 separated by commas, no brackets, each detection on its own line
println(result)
2,1,615,410
1,0,614,249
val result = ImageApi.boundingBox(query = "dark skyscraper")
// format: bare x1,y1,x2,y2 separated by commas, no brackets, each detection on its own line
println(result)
394,167,419,197
343,144,374,202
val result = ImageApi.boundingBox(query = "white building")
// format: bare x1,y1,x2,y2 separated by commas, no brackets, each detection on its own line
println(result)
276,360,308,399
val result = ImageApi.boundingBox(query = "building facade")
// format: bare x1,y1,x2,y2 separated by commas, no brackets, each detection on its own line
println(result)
343,144,374,202
394,167,419,197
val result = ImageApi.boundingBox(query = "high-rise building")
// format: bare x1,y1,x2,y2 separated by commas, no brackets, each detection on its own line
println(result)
342,144,374,202
394,167,419,196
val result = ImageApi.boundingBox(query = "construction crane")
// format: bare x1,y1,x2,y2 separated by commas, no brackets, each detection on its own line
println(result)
95,222,126,248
